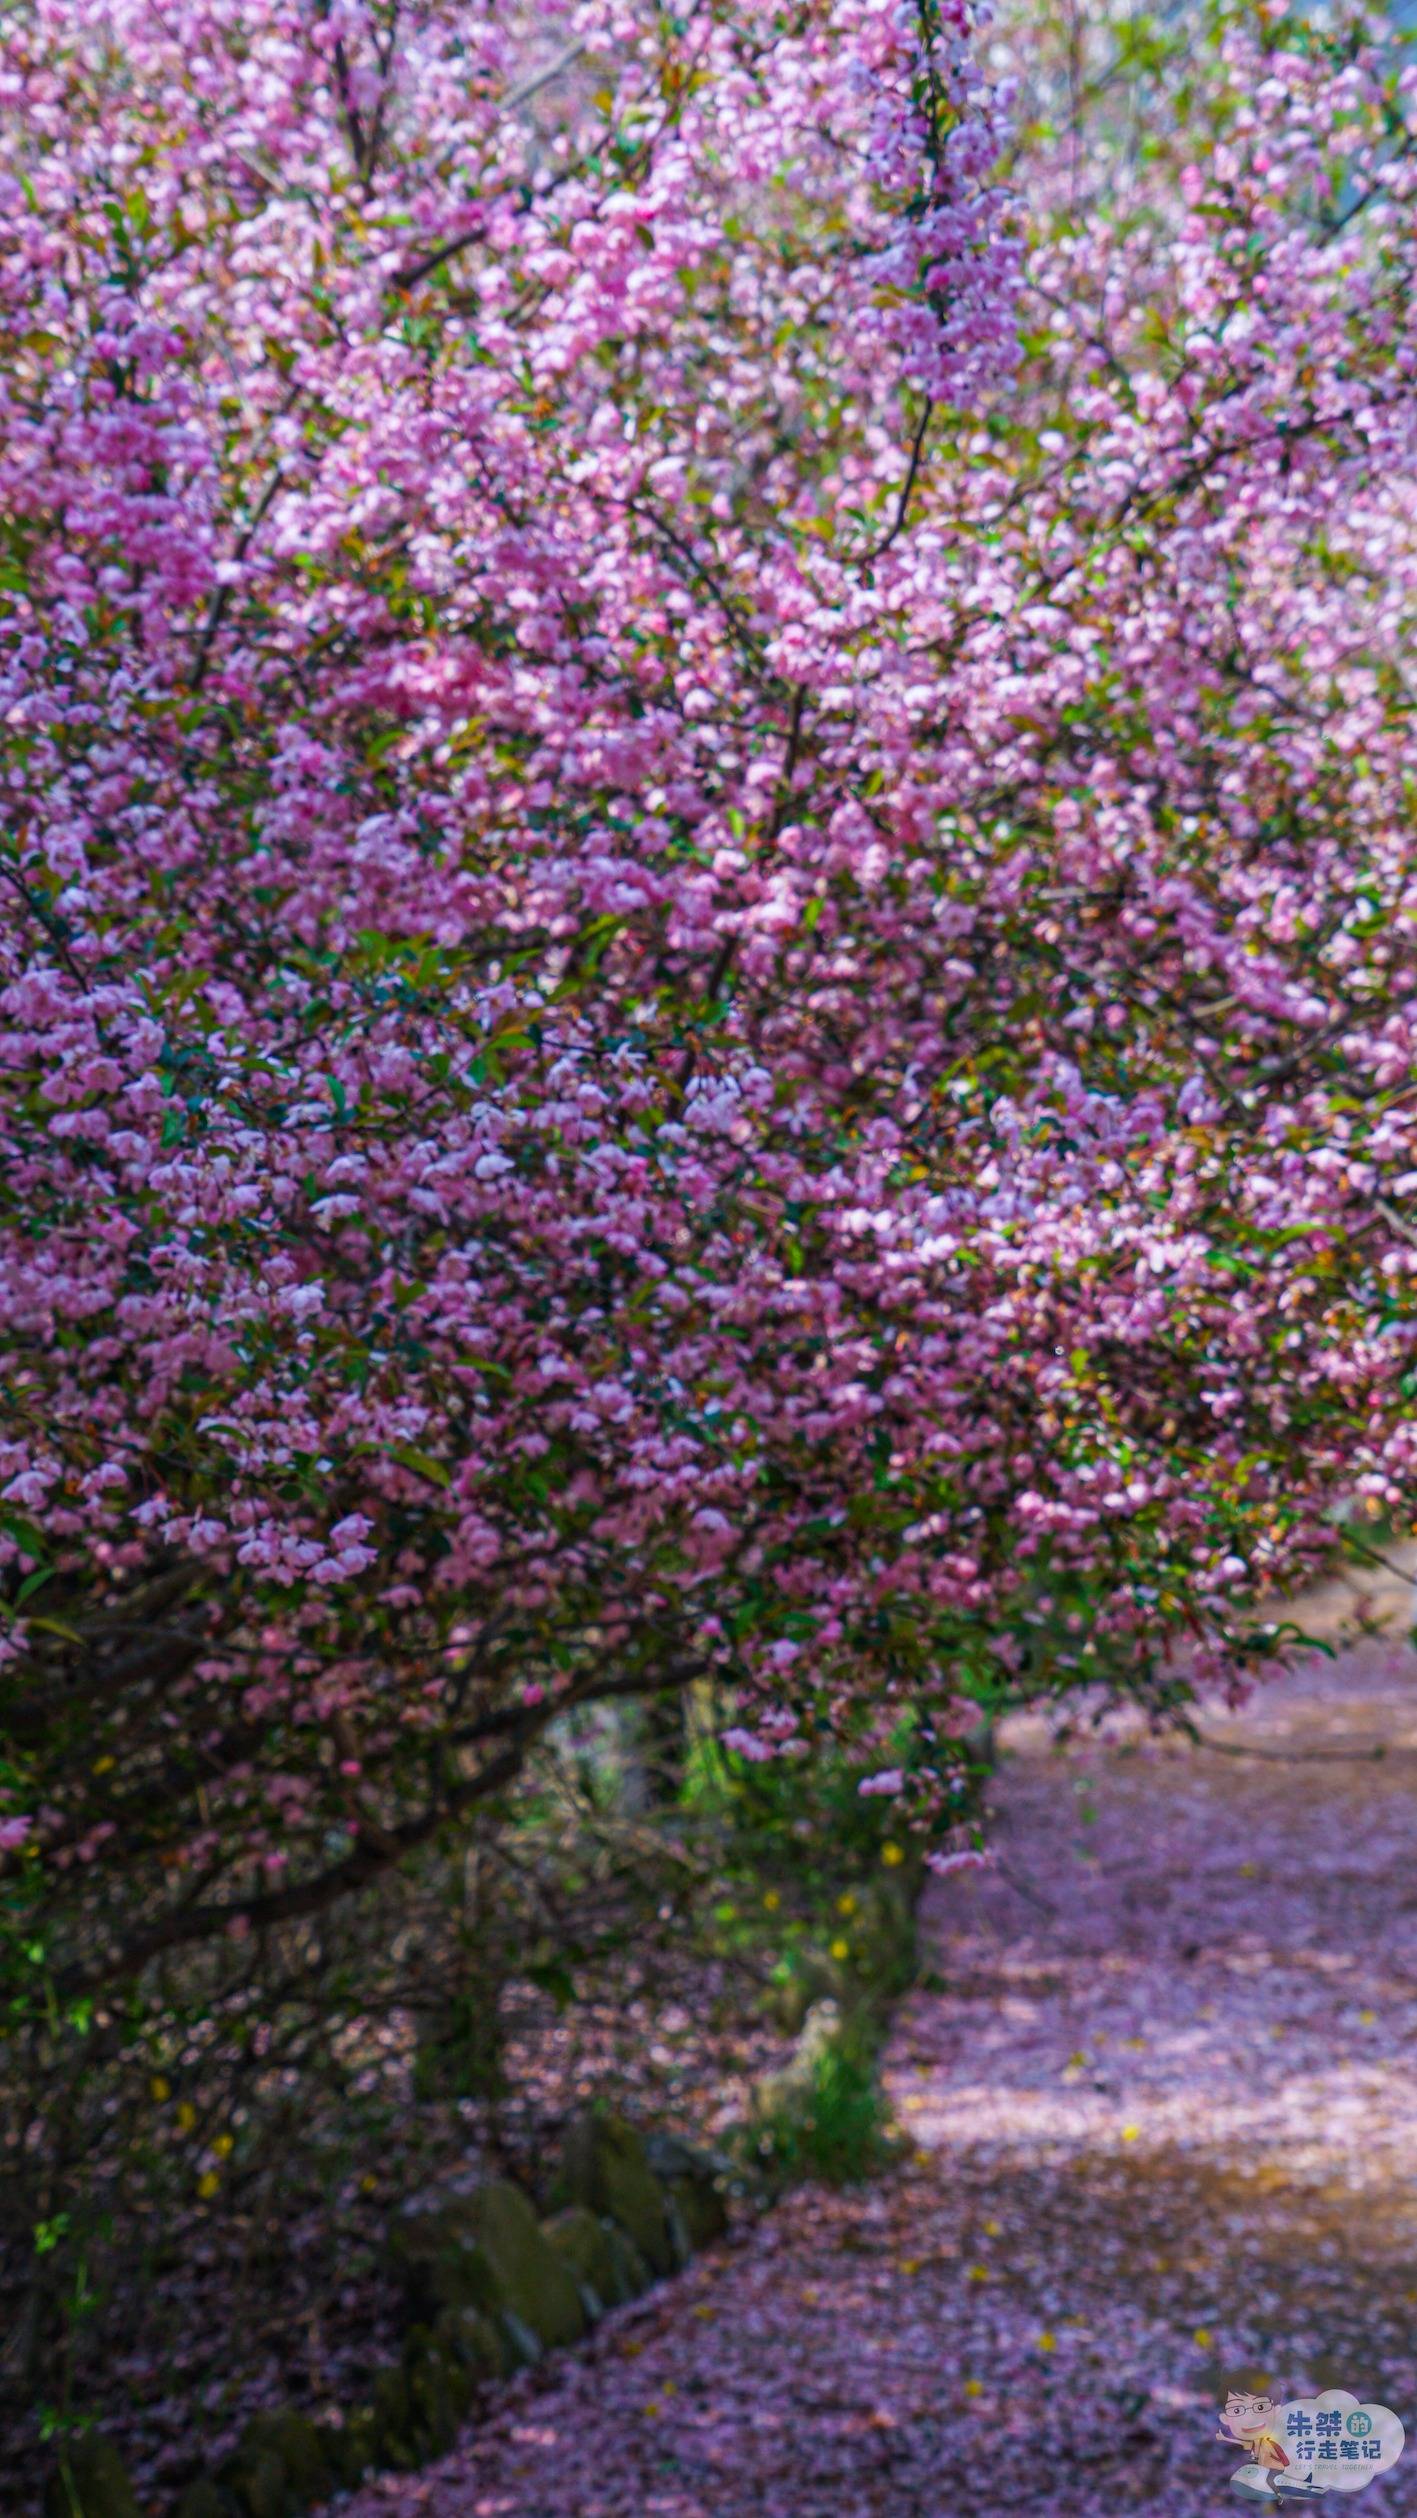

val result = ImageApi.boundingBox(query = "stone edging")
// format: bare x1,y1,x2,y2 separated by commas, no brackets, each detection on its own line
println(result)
47,1808,958,2518
45,2116,731,2518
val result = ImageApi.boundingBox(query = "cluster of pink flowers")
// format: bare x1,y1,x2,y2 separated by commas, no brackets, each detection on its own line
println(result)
2,0,1416,1975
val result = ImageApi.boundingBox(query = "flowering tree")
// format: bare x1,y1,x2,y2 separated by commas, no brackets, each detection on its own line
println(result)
3,0,1417,2037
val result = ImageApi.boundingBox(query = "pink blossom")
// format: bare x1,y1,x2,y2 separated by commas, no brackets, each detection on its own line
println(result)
926,1846,997,1877
3,0,1417,1973
721,1729,775,1764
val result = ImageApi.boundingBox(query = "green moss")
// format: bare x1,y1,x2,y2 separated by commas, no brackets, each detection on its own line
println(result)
542,2204,619,2316
556,2114,674,2276
460,2180,587,2347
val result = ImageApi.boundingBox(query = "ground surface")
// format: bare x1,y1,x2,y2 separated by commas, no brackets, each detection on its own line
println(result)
344,1577,1417,2518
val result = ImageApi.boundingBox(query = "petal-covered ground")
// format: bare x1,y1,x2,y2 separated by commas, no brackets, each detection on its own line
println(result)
345,1610,1417,2518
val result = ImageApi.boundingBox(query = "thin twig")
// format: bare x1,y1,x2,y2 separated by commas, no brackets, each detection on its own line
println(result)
505,40,586,113
0,860,88,991
393,44,589,288
853,397,934,566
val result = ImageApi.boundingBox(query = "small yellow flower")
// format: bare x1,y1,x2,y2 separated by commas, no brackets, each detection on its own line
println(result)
212,2133,234,2159
176,2101,197,2134
763,1889,781,1911
830,1937,850,1961
360,2174,378,2194
913,2147,933,2168
92,1755,115,1775
967,2264,989,2283
963,2379,983,2398
836,1892,858,1917
1121,2124,1141,2143
661,2381,677,2397
1068,2051,1088,2067
1239,1861,1258,1878
1037,2332,1056,2353
692,2304,715,2320
1194,2327,1213,2348
1359,2008,1377,2025
898,2257,921,2275
983,2218,1002,2237
150,2075,171,2103
642,2399,661,2417
881,1843,905,1868
197,2171,220,2200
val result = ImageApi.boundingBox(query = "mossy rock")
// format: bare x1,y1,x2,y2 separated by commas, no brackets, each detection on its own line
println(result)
172,2481,229,2518
237,2411,333,2506
172,2482,228,2518
598,2218,654,2303
369,2363,421,2472
661,2185,693,2270
387,2204,509,2323
45,2437,143,2518
213,2445,289,2518
754,1998,843,2118
542,2205,620,2317
389,2199,475,2263
496,2308,544,2368
670,2177,727,2250
643,2132,730,2251
458,2180,586,2347
403,2343,471,2456
557,2113,674,2276
641,2129,727,2184
434,2303,509,2380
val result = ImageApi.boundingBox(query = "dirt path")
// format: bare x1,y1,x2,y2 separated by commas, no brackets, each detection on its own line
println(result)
349,1606,1417,2518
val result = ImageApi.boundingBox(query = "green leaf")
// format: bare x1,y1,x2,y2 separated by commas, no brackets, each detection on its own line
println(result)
0,1512,47,1564
389,1445,451,1489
